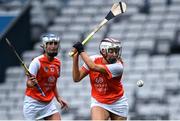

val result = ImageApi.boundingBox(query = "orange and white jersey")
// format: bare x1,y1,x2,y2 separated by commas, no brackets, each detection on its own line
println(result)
82,55,124,104
25,54,61,102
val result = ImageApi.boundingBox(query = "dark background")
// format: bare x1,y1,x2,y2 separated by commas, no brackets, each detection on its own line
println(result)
0,3,31,83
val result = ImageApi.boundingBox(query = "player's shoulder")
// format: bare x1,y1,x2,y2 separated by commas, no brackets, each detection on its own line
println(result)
29,55,43,67
36,55,44,59
31,55,43,62
90,54,103,60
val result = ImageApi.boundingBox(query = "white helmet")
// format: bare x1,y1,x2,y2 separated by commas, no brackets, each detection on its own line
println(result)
41,33,60,57
41,33,60,48
99,37,122,63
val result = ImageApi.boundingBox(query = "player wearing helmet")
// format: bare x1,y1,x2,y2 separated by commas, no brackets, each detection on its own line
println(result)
41,33,60,57
72,37,128,120
23,33,68,120
99,37,122,64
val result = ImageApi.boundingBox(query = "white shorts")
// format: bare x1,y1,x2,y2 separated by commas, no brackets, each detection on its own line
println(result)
91,94,129,118
23,96,59,120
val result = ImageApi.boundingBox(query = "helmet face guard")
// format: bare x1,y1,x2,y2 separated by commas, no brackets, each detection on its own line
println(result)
41,33,60,57
99,37,122,64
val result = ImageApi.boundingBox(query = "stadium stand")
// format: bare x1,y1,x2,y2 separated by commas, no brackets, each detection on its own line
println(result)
0,0,180,120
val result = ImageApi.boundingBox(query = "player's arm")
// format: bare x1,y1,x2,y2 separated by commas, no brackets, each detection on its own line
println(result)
72,53,88,82
54,86,63,102
54,85,68,109
26,58,39,88
73,42,107,74
80,52,107,74
54,85,60,99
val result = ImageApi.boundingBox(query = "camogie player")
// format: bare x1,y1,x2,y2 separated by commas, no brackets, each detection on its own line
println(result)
72,37,128,120
23,33,68,120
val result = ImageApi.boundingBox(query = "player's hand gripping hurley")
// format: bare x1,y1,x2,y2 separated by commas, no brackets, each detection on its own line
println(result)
5,38,45,97
69,1,127,56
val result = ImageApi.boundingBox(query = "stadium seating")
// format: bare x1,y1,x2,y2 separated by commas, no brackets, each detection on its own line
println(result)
0,0,180,120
